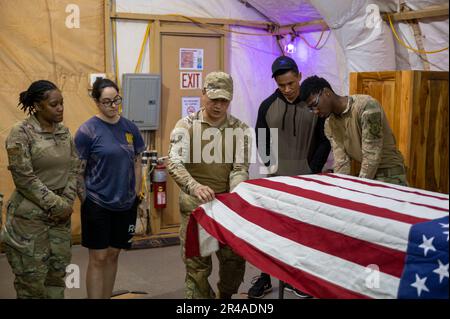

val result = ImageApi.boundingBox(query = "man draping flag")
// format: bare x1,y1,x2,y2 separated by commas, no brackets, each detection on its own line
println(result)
185,173,449,299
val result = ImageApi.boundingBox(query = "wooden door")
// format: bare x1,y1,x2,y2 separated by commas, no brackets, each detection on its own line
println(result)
409,71,448,193
150,23,226,236
349,71,449,194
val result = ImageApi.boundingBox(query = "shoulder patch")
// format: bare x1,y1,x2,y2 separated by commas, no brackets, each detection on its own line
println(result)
6,146,21,156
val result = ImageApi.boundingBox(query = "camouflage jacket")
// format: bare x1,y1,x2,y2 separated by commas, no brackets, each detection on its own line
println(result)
168,110,251,196
0,193,3,228
324,95,405,179
5,115,80,218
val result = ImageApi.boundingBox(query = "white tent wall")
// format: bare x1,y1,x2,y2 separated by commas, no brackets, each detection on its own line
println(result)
113,0,270,105
96,0,450,182
415,18,449,70
112,1,275,181
245,0,323,24
277,31,347,95
112,0,352,178
116,0,266,20
308,0,448,92
394,17,449,70
116,21,151,81
113,0,283,180
239,28,346,178
309,0,397,93
113,0,448,132
375,0,449,71
228,26,279,179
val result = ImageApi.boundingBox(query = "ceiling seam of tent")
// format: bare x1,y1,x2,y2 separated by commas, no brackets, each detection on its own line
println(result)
236,0,280,26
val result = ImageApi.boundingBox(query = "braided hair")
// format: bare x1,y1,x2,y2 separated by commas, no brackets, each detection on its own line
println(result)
18,80,59,115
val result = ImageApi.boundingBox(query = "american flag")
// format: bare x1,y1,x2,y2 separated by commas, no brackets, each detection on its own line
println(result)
185,173,449,299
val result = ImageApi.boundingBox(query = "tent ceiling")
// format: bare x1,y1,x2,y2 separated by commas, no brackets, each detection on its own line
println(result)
243,0,448,25
244,0,322,25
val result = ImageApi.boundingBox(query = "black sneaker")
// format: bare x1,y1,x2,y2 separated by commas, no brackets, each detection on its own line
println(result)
284,284,313,298
247,275,272,299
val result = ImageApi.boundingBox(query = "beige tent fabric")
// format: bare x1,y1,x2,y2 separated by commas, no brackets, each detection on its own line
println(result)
0,0,106,242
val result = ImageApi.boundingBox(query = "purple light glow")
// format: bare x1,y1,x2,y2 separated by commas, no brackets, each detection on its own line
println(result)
285,43,296,54
296,40,309,63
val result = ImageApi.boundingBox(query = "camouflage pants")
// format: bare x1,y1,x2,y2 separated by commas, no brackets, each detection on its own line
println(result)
374,167,408,186
0,193,3,229
179,192,246,299
1,192,71,299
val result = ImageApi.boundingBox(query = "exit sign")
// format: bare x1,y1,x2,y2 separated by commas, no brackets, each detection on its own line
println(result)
180,72,202,89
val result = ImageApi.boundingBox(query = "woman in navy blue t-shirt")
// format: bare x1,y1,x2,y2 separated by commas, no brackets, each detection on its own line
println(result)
74,78,145,299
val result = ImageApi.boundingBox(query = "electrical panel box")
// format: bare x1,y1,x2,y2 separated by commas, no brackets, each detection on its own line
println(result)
122,73,161,130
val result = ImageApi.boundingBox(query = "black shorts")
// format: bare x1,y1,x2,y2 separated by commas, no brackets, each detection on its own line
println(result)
81,197,138,250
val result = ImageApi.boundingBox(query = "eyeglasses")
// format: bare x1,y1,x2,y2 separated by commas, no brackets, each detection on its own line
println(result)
100,96,122,107
307,90,323,110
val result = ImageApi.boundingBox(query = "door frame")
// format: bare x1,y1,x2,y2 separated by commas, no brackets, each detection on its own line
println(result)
150,23,229,235
104,3,232,237
151,21,229,159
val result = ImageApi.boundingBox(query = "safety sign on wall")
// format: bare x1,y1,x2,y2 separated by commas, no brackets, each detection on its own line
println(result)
181,97,201,117
180,72,202,89
179,48,204,70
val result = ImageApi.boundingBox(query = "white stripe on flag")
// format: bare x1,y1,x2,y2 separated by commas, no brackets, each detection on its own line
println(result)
269,176,448,220
303,174,449,210
204,199,401,299
198,223,219,257
332,174,449,200
234,182,411,252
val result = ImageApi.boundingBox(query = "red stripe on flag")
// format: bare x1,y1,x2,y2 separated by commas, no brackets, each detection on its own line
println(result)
246,178,428,225
322,173,449,201
217,193,406,278
292,176,448,212
191,207,372,299
185,214,200,259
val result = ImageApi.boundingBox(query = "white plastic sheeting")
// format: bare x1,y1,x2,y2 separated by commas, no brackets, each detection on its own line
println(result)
112,0,448,176
114,0,449,97
309,0,448,73
251,0,448,88
116,21,151,82
116,0,265,20
245,0,322,24
114,0,273,114
372,0,449,72
228,27,279,128
113,0,348,117
114,0,278,125
115,0,264,84
393,17,449,70
310,0,397,93
114,0,282,179
228,26,279,178
278,31,347,95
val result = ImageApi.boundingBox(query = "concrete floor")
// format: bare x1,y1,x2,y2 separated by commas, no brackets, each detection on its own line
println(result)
0,244,299,299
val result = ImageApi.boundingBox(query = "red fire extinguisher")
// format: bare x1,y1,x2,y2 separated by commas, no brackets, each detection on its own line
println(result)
153,161,167,209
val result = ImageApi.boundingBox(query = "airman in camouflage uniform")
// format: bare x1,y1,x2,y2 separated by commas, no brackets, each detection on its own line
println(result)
1,81,79,298
300,76,407,186
168,72,251,299
0,193,3,230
